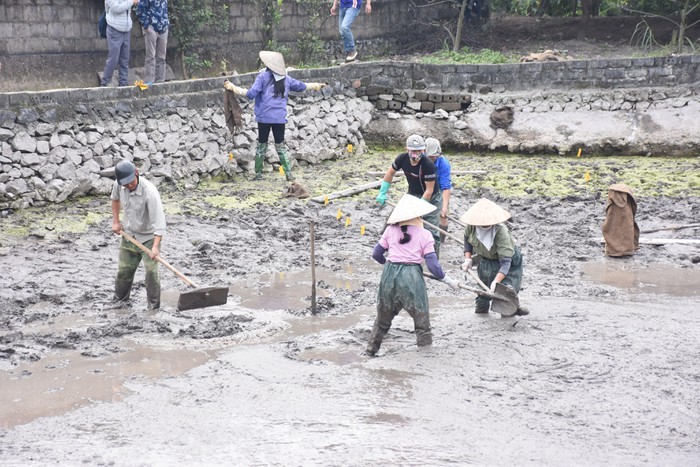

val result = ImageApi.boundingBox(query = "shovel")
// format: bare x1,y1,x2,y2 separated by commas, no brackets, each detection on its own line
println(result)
119,231,229,311
465,269,520,317
423,272,519,317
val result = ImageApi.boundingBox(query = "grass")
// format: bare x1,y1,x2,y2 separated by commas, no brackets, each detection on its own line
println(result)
421,46,516,65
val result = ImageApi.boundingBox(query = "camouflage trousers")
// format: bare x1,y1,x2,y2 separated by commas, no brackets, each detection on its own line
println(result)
114,237,160,309
367,262,432,355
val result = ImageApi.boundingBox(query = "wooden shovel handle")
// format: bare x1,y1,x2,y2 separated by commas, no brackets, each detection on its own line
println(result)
422,272,498,300
467,269,491,292
119,231,198,288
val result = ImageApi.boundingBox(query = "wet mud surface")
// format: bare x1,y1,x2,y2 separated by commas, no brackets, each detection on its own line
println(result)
0,153,699,464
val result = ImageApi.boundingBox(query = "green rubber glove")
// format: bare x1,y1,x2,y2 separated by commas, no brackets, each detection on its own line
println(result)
376,180,391,205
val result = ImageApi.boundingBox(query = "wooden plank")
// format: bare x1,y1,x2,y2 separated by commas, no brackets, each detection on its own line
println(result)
592,237,700,245
309,180,385,204
366,170,487,177
641,223,700,234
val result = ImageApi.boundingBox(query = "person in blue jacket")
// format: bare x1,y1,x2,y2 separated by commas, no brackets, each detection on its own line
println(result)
425,137,452,244
224,51,325,181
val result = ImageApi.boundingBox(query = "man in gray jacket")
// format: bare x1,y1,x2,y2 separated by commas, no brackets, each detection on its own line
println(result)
101,0,140,87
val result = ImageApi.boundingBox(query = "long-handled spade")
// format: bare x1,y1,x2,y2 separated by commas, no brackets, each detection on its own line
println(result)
422,272,519,317
120,231,229,312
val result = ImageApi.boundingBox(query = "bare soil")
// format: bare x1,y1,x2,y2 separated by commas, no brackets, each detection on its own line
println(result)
405,15,700,60
0,151,699,464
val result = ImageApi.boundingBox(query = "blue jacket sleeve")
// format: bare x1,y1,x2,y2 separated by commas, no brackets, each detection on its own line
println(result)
438,158,452,191
287,76,307,93
246,72,265,100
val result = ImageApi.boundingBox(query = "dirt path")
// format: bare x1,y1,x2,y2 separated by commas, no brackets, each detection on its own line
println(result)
0,153,699,464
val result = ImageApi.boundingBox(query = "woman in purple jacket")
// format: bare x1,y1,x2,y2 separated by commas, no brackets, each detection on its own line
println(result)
224,51,325,181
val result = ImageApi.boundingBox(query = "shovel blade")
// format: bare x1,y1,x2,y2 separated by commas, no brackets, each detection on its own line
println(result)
177,286,229,311
489,283,519,317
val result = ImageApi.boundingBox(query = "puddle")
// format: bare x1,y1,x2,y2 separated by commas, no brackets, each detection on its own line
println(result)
1,266,374,428
230,266,368,310
581,262,700,297
0,346,211,428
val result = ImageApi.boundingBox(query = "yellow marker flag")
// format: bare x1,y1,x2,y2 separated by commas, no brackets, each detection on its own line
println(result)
360,225,365,236
347,144,353,153
345,217,351,228
324,196,329,205
577,148,582,158
134,80,148,90
336,209,343,220
584,171,591,183
228,153,234,161
279,166,285,175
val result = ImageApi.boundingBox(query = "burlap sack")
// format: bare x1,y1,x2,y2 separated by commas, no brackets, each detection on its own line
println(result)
602,183,639,256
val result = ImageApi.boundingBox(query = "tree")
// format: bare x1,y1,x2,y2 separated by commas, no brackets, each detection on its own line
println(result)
625,0,700,53
170,0,229,78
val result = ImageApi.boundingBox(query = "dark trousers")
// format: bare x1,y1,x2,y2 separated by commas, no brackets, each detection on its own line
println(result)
114,237,161,309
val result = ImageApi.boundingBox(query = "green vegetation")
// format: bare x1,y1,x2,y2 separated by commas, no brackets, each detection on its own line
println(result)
1,152,697,245
421,46,515,65
170,0,229,78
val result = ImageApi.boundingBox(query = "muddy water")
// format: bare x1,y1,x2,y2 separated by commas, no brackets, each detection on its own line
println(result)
1,158,699,464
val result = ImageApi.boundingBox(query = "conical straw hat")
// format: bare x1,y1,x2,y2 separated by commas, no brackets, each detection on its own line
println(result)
387,194,437,224
259,51,286,76
459,198,511,226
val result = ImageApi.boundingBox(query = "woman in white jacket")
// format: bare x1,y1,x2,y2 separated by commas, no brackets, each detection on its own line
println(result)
100,0,139,87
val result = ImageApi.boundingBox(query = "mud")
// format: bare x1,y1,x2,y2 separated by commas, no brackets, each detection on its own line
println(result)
0,152,699,464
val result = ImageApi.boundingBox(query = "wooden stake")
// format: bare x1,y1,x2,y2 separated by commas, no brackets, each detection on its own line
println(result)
310,221,317,314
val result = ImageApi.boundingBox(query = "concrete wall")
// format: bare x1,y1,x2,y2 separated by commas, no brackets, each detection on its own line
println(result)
0,0,450,91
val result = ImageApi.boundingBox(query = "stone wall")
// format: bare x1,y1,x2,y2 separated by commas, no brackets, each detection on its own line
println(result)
2,57,700,209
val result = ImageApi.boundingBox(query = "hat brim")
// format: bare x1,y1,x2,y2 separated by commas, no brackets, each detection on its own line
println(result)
459,198,511,226
387,194,436,224
259,51,286,76
118,172,136,186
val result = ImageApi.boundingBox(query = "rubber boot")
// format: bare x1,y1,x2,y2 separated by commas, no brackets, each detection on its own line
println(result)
439,223,448,244
255,142,267,180
474,297,490,314
276,143,294,181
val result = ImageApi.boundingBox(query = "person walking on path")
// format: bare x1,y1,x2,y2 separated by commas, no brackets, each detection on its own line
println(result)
101,0,139,87
330,0,372,63
223,51,326,181
425,137,452,245
460,198,529,316
136,0,169,85
368,194,459,356
376,134,443,256
111,160,166,310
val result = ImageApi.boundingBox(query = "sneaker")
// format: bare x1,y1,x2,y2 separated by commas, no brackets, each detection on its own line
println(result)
285,173,295,182
515,306,530,316
345,51,358,62
254,173,262,181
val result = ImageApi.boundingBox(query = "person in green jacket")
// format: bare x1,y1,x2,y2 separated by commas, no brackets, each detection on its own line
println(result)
460,198,529,316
